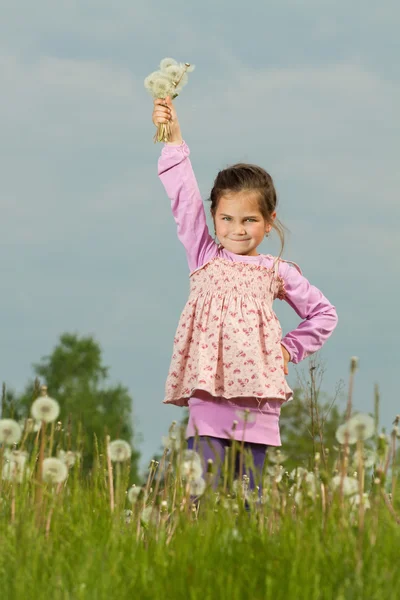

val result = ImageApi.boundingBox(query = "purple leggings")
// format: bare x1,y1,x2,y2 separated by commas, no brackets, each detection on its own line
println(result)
187,436,268,492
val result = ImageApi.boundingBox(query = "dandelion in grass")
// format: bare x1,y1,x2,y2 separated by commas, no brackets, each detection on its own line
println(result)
189,477,206,497
108,439,132,462
349,493,371,509
182,449,202,466
31,388,60,423
353,448,376,469
268,449,288,464
124,509,133,524
267,465,284,483
140,505,154,525
127,485,145,504
42,457,68,484
162,426,183,451
331,475,358,496
2,450,29,482
182,456,203,481
0,419,22,445
336,413,375,445
58,450,80,468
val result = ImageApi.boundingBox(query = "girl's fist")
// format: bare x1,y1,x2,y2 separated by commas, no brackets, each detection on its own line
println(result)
152,96,177,127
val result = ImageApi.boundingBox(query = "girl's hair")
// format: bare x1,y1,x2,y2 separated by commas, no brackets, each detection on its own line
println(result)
208,163,285,256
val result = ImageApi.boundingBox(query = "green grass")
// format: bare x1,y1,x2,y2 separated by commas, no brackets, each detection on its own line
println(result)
1,435,400,600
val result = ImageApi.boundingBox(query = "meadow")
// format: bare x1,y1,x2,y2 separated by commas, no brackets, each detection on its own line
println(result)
1,363,400,600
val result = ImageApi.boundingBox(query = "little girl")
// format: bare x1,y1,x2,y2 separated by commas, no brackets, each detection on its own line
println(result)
153,97,338,490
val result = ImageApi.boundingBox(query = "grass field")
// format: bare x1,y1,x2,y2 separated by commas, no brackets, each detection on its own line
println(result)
1,377,400,600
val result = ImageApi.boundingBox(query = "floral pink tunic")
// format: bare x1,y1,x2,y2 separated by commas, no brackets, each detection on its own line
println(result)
158,141,338,446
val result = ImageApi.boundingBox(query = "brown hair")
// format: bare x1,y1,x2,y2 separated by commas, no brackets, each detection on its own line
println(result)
208,163,286,256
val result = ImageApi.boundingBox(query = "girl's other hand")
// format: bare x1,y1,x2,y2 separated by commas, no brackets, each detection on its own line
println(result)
152,97,182,145
281,345,290,375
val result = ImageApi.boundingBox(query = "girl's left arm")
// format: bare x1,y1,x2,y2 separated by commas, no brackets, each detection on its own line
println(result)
278,261,338,364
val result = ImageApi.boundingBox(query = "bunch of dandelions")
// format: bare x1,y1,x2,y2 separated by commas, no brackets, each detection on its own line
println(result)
144,57,195,143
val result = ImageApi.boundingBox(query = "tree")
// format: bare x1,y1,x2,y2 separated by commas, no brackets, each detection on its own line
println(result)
11,333,140,478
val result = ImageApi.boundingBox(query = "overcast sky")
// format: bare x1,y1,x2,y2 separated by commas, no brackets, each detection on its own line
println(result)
1,1,399,471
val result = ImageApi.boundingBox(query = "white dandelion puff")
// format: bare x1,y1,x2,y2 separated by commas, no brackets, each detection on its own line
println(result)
268,449,288,464
267,465,284,483
162,430,182,451
159,57,178,71
189,477,206,496
173,72,189,95
31,391,60,423
348,413,375,441
181,460,203,481
290,467,308,483
184,63,196,73
335,422,357,445
336,413,375,445
331,475,358,496
42,457,68,484
164,64,185,82
144,70,162,91
182,449,202,465
150,75,175,99
353,449,376,469
0,419,22,445
57,450,80,468
294,491,303,506
349,493,371,509
108,439,132,462
140,505,154,525
2,450,29,482
127,485,144,504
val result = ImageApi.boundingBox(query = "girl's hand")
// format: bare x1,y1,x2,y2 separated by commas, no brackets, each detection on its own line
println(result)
281,345,290,375
152,96,182,145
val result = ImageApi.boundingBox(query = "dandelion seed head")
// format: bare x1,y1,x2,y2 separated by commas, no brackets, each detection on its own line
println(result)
349,493,371,509
182,449,202,465
127,485,143,504
2,450,29,482
0,419,22,445
58,450,79,468
182,458,203,481
151,75,175,99
159,57,178,71
108,439,132,462
268,449,288,464
42,457,68,484
162,430,182,451
140,505,154,525
31,394,60,423
144,70,162,91
164,64,185,82
331,475,358,496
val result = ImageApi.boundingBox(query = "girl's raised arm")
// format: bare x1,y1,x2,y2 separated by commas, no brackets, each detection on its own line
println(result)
153,97,218,271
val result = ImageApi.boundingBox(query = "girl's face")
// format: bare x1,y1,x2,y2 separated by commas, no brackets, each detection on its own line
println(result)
213,190,276,256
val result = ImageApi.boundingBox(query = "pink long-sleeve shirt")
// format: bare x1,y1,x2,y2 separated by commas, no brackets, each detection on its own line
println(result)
158,141,338,445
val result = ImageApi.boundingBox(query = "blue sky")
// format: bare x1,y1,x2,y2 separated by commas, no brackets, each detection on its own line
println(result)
1,1,399,471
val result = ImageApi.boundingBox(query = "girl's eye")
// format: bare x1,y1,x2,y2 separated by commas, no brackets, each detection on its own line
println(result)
222,217,256,222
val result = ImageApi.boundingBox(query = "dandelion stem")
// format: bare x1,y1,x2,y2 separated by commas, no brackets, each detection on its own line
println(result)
35,419,46,523
106,435,114,513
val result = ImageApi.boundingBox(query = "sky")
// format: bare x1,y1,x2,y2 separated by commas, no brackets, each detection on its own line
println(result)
1,1,399,471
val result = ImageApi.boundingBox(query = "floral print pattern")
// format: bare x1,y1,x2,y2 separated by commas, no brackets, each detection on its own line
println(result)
164,257,293,406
